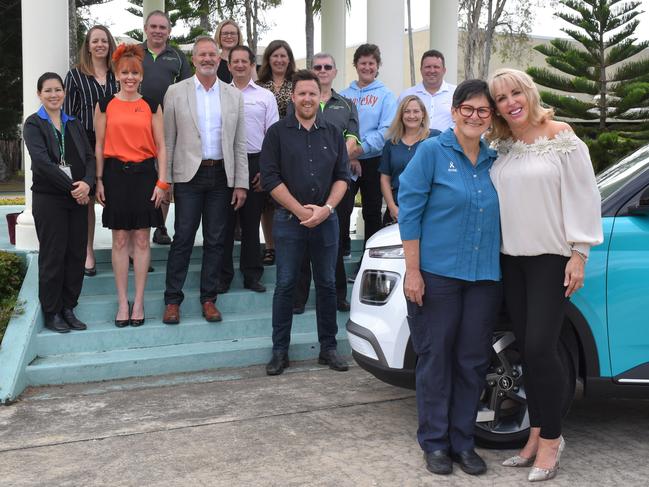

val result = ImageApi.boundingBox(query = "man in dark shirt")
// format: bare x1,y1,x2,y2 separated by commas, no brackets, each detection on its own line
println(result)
140,10,192,246
289,52,359,315
261,70,351,376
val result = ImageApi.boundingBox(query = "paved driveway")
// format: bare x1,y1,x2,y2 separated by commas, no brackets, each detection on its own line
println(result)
1,364,648,486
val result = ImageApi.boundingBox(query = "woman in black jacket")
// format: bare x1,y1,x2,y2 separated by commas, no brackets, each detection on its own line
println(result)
23,72,96,333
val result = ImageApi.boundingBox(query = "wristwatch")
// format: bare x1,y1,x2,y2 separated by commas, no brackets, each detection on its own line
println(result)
325,203,335,214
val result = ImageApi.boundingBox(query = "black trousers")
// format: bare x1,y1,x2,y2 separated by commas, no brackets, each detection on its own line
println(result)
500,253,569,440
33,192,88,314
351,156,383,243
221,153,265,286
337,183,355,255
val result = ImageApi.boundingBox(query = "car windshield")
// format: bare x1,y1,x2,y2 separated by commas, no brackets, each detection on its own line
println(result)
597,144,649,200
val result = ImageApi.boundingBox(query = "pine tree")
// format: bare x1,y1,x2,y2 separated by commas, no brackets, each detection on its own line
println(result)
527,0,649,171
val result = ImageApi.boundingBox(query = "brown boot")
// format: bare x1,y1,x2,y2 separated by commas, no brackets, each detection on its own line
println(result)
163,304,180,325
202,301,222,322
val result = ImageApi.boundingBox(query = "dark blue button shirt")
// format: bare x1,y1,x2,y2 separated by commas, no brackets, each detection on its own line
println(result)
398,128,500,281
260,111,350,206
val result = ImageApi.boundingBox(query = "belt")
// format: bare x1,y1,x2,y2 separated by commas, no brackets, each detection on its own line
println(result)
200,159,224,167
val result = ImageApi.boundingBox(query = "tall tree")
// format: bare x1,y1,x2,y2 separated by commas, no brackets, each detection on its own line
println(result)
0,0,22,139
306,0,351,69
528,0,649,170
460,0,541,79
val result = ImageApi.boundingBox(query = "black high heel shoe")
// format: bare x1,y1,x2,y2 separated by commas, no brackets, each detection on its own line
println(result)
130,304,145,327
115,302,131,328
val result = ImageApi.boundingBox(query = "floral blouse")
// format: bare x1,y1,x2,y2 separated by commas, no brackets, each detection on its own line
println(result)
490,130,603,258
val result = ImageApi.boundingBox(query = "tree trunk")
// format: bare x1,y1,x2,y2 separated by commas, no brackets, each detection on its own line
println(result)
69,0,78,67
199,0,211,32
305,0,314,69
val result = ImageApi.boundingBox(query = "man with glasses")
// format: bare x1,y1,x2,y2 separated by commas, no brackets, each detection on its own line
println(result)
140,10,192,245
398,49,455,132
289,52,359,315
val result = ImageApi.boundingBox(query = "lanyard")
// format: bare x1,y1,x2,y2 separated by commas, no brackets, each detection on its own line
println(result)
49,119,66,165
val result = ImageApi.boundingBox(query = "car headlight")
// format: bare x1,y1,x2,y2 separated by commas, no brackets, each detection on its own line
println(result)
359,270,400,305
368,245,404,259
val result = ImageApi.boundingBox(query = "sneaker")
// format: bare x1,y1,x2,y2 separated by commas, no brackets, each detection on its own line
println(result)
153,226,172,245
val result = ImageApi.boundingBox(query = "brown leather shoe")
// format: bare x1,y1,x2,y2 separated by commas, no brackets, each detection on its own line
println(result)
163,304,180,325
202,301,222,322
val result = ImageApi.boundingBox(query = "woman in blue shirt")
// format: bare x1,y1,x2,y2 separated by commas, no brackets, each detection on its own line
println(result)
379,95,440,225
398,80,500,477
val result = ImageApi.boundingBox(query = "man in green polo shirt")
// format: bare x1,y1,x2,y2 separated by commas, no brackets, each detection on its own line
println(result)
140,10,192,245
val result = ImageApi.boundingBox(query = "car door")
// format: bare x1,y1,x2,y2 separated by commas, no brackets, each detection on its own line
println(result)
606,185,649,381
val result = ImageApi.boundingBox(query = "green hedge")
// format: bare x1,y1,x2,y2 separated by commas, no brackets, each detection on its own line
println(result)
0,251,25,343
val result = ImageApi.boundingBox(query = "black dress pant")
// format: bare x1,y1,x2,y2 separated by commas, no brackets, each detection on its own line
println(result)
500,253,569,440
221,153,265,286
351,156,383,243
33,192,88,314
337,183,355,255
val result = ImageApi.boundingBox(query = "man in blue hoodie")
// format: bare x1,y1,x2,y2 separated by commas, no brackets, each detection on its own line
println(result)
340,44,397,243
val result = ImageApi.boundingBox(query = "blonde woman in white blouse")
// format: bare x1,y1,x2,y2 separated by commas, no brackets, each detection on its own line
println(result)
487,68,602,483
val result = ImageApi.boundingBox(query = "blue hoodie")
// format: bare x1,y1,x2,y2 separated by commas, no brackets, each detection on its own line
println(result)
340,79,397,160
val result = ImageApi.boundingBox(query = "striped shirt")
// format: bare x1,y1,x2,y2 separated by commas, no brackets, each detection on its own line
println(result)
64,67,118,135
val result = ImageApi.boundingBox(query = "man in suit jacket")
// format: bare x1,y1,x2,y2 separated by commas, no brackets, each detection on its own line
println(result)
162,35,248,324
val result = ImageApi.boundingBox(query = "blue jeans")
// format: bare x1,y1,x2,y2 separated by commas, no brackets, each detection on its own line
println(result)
407,271,502,453
271,207,339,352
165,165,233,304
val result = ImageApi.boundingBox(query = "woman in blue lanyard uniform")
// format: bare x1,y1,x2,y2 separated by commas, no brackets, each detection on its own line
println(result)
398,79,501,477
23,72,96,333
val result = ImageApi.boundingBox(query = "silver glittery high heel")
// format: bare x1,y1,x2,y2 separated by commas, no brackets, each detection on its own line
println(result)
527,436,565,482
502,454,535,467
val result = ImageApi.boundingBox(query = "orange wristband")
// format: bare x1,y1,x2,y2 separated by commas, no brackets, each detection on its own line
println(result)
156,180,170,191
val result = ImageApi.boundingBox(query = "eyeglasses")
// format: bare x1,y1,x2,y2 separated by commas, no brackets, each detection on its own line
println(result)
458,105,493,119
221,32,238,38
312,64,334,71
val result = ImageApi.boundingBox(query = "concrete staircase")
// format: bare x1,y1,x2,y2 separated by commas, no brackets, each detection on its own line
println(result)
25,242,363,386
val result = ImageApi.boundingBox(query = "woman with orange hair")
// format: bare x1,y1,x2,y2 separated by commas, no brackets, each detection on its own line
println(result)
94,44,168,327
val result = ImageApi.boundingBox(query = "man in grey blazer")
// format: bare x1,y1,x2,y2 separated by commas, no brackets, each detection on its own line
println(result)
162,35,248,324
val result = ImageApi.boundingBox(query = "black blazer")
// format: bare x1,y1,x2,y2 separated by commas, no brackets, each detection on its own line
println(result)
23,112,96,196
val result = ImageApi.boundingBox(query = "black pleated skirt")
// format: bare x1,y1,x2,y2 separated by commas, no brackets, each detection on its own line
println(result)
102,157,163,230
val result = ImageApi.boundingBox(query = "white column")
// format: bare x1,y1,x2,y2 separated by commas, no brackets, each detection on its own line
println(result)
320,0,347,91
17,0,70,250
430,0,459,84
367,0,404,96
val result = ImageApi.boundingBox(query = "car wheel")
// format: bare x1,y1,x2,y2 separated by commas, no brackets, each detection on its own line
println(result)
474,331,576,449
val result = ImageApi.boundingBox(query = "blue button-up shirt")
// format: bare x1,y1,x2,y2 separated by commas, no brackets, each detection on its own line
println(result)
398,128,500,282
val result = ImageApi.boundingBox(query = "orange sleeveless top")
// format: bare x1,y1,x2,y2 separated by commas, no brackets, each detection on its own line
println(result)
99,95,158,163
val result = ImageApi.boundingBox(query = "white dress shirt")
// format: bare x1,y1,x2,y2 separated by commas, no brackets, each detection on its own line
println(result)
194,75,223,160
398,80,456,132
233,79,279,153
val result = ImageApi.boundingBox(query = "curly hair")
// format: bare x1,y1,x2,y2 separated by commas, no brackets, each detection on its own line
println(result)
112,43,144,74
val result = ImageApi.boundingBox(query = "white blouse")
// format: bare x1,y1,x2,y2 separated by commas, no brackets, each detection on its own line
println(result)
490,130,603,258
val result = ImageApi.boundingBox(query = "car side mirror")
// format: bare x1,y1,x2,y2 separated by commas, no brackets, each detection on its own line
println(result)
627,187,649,216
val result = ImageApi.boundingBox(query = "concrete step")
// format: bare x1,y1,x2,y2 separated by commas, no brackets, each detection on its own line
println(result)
35,308,350,356
26,330,352,386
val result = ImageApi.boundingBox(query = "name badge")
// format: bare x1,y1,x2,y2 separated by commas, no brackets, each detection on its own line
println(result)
60,165,72,179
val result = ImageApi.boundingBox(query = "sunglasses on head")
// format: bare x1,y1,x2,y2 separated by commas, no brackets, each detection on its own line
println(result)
313,64,334,71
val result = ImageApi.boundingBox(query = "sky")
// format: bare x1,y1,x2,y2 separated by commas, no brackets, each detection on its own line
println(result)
88,0,649,59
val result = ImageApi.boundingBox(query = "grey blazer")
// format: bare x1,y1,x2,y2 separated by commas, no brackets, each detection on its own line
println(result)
163,77,248,188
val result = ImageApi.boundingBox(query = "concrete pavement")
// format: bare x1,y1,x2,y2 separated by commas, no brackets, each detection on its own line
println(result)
1,362,649,486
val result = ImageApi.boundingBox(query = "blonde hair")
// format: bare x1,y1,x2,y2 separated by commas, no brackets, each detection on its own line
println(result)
77,25,116,77
214,19,243,51
487,68,554,141
386,95,430,144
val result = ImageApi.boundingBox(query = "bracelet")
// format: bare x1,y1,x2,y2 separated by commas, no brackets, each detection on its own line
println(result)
156,180,170,191
571,249,588,263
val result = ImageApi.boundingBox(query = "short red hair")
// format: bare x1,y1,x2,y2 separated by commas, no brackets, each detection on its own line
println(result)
112,43,144,74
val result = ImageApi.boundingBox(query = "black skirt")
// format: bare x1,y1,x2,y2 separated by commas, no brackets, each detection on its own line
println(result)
102,157,163,230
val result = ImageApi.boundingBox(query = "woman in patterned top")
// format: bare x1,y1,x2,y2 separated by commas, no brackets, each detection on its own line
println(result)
64,25,118,277
256,40,296,265
95,44,168,328
488,68,602,482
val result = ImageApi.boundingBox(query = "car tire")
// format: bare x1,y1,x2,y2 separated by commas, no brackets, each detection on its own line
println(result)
474,330,576,449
